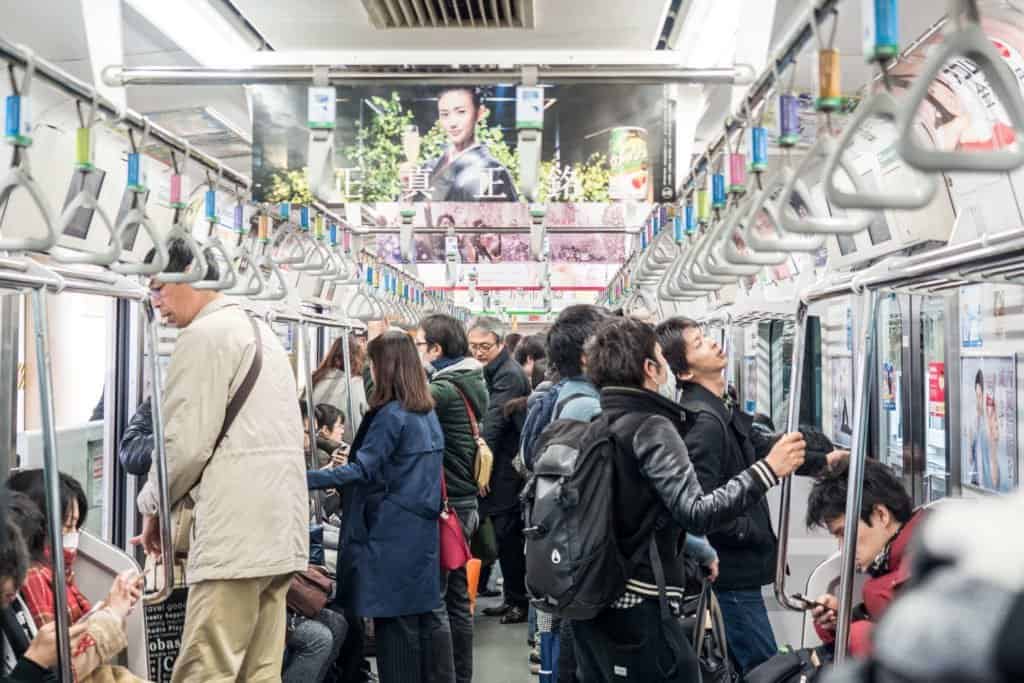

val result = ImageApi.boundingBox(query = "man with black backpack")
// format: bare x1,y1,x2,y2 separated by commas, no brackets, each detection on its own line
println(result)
524,317,807,682
656,317,843,675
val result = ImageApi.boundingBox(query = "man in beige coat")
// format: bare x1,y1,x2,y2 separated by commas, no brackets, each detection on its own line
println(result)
135,238,308,682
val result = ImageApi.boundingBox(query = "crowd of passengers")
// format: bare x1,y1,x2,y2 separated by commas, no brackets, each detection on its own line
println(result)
1,237,1023,682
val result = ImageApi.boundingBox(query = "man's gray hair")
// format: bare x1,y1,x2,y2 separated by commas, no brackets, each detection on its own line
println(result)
468,316,505,344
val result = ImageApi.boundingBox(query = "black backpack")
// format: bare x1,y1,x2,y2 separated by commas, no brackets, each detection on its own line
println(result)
522,411,664,620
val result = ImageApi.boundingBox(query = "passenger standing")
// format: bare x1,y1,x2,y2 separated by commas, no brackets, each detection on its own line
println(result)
468,317,531,624
514,334,547,388
312,335,368,444
306,331,445,683
414,314,489,683
134,238,309,683
573,318,806,682
520,305,609,682
655,317,840,674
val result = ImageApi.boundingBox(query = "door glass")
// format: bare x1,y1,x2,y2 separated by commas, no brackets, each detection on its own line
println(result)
922,298,948,501
876,295,904,475
17,293,112,538
770,320,794,429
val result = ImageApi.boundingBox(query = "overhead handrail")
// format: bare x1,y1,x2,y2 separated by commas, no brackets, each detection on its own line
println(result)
53,90,123,265
897,0,1024,173
290,207,329,273
0,49,58,253
141,299,175,605
193,166,239,291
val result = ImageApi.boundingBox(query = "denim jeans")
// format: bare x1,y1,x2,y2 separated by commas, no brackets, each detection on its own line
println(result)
431,506,479,683
284,609,348,683
715,588,778,674
574,601,699,682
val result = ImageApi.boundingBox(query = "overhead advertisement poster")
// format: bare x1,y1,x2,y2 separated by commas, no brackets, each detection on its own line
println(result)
960,356,1018,494
250,83,673,268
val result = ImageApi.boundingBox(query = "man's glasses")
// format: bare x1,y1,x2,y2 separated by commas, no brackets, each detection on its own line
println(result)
469,342,496,353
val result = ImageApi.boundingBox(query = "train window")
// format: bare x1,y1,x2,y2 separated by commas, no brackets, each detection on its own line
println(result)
16,292,113,538
922,297,948,502
877,295,905,475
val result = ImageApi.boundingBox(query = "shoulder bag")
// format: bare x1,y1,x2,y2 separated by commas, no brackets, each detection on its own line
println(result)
449,384,493,493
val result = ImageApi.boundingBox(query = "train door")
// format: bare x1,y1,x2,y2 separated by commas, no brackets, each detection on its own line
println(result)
917,296,951,502
874,293,912,489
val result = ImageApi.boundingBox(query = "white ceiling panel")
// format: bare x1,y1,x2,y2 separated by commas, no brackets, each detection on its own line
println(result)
232,0,672,50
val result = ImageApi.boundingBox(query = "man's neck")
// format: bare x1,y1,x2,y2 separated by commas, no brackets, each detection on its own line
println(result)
689,373,726,398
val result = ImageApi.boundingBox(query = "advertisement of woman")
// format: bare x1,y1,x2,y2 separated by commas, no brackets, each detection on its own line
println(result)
399,87,518,202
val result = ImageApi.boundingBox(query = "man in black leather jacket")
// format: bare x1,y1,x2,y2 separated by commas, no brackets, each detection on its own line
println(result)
572,317,807,683
118,398,154,476
656,317,843,675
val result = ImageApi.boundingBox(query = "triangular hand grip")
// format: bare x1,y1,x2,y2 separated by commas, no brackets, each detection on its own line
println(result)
193,238,238,291
898,24,1024,173
724,196,789,267
272,230,309,266
781,136,874,235
0,166,57,252
111,209,167,276
53,189,122,266
157,227,209,284
254,256,290,301
706,204,763,276
747,176,826,253
227,249,267,297
826,91,938,210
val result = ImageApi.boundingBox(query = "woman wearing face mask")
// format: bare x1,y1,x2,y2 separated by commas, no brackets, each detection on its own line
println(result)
6,470,145,682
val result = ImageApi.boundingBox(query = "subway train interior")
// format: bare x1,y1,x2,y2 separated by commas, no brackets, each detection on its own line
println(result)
1,0,1024,681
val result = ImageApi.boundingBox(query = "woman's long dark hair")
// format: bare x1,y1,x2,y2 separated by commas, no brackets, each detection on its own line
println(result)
367,332,435,414
313,335,366,386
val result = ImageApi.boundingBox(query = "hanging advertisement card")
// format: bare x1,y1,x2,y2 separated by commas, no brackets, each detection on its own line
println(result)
961,286,984,348
960,356,1018,493
928,361,946,431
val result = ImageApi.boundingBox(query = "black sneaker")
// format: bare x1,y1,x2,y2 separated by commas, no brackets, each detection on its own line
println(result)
482,603,511,617
478,588,502,598
500,605,529,624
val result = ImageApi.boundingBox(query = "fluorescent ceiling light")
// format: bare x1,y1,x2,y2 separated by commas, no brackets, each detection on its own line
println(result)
126,0,256,66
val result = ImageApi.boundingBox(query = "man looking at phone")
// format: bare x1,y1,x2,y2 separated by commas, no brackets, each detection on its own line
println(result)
806,457,924,657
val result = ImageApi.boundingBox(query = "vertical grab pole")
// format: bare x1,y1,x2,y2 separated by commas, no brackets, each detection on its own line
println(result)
300,322,323,520
774,301,809,611
29,287,73,683
142,300,175,604
339,327,357,439
834,288,880,663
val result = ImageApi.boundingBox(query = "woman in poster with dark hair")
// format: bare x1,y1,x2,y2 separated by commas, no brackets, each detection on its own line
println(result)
400,87,518,202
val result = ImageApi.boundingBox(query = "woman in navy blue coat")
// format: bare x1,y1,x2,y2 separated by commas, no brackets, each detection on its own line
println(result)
307,331,446,683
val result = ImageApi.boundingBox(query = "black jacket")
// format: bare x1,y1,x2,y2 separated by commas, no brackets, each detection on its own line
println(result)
679,381,831,591
479,349,531,515
118,398,154,476
600,387,781,602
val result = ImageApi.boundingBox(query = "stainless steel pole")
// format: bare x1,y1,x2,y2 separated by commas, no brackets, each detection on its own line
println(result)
834,288,881,663
774,301,809,612
142,301,175,605
29,287,73,683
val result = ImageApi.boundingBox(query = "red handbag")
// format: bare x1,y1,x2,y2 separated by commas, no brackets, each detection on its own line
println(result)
439,472,471,571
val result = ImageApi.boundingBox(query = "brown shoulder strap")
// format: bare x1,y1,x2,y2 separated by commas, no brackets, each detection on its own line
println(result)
213,314,263,454
448,383,480,439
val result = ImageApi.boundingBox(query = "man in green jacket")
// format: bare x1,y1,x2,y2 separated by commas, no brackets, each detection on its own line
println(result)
415,314,489,683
